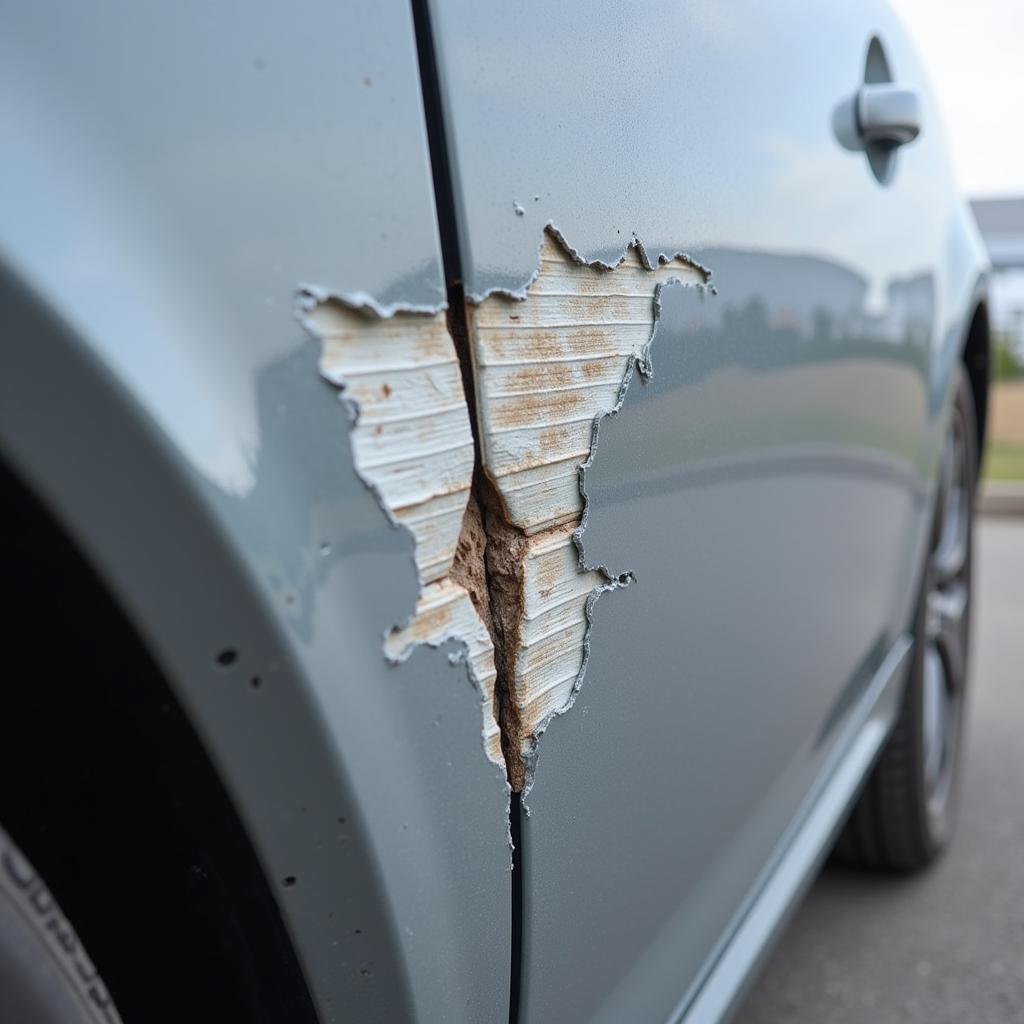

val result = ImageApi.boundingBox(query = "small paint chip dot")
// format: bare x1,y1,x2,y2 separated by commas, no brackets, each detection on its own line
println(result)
283,875,297,888
216,649,238,667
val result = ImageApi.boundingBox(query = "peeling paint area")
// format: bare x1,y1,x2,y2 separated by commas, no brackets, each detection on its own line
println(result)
467,228,707,787
470,231,700,532
298,226,708,793
298,299,503,767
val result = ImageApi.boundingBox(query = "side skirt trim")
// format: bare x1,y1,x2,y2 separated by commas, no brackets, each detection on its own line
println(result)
673,632,914,1024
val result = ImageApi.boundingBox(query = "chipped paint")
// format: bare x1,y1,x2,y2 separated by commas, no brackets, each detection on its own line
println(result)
297,298,504,768
298,225,708,795
468,228,705,534
465,227,707,791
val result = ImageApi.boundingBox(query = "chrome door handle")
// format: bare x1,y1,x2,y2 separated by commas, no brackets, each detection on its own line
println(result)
856,83,922,147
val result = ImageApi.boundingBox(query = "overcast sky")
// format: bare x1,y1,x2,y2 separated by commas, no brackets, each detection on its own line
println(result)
890,0,1024,198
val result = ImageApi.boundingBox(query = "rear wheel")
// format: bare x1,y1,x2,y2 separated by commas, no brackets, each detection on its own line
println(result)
836,365,976,869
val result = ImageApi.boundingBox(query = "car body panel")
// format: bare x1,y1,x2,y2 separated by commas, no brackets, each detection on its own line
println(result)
425,2,988,1020
679,634,911,1023
0,3,989,1023
0,4,510,1023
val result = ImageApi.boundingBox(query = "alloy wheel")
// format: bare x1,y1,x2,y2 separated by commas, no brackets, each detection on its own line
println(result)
921,399,971,822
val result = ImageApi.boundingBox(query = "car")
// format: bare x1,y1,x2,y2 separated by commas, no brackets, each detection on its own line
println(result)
0,2,989,1022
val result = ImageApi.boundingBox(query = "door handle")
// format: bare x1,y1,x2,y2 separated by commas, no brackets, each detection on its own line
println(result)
832,37,922,184
856,83,922,148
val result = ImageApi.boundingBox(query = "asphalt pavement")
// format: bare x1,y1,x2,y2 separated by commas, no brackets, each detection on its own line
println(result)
736,517,1024,1024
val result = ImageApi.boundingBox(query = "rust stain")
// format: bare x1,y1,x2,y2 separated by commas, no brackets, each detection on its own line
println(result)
298,224,708,797
507,362,574,391
538,426,570,456
464,227,706,787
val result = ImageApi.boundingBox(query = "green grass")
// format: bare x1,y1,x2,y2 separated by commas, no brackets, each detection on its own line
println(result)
982,440,1024,482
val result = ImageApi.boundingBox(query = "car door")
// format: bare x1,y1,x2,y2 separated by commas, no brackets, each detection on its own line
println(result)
424,3,956,1020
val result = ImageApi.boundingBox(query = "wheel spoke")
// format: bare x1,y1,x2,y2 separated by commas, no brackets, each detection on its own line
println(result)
933,429,954,537
922,647,946,789
926,581,968,687
932,423,969,583
932,491,968,583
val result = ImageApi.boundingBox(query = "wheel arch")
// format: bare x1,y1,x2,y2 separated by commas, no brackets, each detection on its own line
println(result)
0,452,320,1023
961,299,991,479
0,261,418,1022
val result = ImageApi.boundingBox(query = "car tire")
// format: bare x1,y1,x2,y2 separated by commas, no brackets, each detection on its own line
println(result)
0,825,122,1024
835,364,977,870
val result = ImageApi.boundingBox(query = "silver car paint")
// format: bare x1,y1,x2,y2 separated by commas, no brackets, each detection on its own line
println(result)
0,2,988,1023
425,1,986,1021
0,3,509,1022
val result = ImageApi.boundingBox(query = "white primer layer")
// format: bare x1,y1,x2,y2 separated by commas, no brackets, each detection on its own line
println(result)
299,226,708,787
301,300,503,768
467,229,706,759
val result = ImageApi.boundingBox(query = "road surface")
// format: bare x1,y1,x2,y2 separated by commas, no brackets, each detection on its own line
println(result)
737,517,1024,1024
